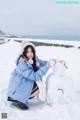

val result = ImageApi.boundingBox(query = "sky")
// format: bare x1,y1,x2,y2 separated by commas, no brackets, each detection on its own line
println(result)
0,0,80,36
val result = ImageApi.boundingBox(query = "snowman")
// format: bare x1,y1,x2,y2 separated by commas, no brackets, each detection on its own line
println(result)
46,59,73,105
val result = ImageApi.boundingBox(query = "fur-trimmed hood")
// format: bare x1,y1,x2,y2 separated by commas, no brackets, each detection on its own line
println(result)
20,41,35,55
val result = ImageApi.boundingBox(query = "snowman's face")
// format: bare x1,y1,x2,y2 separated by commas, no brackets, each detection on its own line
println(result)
52,62,67,76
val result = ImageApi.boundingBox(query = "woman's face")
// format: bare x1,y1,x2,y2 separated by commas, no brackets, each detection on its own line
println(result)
26,47,34,59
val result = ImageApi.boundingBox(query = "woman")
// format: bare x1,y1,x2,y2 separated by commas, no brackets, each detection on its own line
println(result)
7,41,52,110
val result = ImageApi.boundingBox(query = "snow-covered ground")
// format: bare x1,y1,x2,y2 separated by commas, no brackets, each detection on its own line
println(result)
0,39,80,120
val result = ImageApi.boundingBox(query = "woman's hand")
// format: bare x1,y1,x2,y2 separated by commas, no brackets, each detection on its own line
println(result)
59,60,65,64
46,59,56,68
46,61,51,68
59,60,68,68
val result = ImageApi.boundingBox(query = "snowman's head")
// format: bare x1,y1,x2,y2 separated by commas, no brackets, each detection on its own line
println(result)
52,62,67,76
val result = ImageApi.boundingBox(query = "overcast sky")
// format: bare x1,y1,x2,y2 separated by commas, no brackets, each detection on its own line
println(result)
0,0,80,36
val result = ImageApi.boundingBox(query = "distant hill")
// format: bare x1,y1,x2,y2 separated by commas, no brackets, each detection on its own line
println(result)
20,35,80,41
0,29,17,38
0,29,5,36
0,29,80,41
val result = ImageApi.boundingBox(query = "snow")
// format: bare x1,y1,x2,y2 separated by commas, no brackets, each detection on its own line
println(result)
0,39,80,120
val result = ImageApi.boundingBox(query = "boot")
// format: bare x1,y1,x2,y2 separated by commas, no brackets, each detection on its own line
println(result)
12,101,29,110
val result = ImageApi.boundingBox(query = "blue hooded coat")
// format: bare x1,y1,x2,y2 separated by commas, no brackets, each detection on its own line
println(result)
7,56,48,103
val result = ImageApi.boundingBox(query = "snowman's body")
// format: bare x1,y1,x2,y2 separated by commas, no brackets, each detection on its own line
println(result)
46,62,72,105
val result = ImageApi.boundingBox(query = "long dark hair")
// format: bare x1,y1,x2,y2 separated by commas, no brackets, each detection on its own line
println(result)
23,45,38,72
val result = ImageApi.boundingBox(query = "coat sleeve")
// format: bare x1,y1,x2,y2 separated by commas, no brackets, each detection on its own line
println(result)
17,61,49,81
36,56,48,66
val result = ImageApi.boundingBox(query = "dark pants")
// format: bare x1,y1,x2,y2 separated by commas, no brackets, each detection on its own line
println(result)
31,82,39,95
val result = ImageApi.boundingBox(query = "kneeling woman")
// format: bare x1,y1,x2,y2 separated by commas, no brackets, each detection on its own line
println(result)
7,41,51,110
